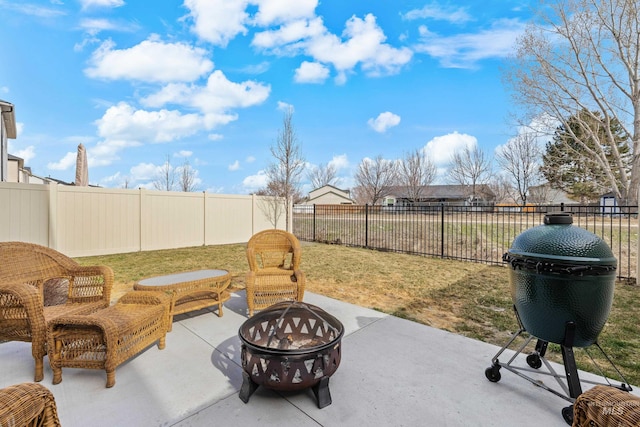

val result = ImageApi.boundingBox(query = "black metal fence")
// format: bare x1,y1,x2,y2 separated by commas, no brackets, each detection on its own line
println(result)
292,203,638,281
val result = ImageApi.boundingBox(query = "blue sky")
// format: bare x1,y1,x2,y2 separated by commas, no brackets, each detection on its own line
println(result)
1,0,533,195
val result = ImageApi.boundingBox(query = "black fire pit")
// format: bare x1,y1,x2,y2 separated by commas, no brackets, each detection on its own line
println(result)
238,301,344,408
485,212,631,425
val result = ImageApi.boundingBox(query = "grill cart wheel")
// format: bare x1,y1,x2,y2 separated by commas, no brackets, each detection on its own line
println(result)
485,365,501,382
526,354,542,369
562,405,574,425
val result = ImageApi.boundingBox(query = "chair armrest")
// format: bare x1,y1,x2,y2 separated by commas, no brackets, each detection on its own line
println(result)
0,382,61,427
66,265,114,304
0,282,47,359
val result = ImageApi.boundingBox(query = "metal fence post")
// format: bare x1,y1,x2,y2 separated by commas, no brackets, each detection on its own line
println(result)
313,204,316,242
365,204,369,248
440,202,445,259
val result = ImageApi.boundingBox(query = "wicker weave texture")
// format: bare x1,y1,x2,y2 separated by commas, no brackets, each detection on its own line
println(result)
134,270,231,327
573,385,640,426
245,229,305,316
0,382,61,427
47,291,170,388
0,241,113,382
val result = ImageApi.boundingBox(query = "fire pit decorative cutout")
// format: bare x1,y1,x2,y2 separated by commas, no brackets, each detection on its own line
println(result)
238,301,344,408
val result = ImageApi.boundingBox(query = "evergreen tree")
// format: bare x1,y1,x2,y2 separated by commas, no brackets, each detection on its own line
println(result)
541,110,630,203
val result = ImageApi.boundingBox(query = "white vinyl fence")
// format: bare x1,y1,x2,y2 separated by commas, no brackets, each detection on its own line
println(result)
0,183,286,257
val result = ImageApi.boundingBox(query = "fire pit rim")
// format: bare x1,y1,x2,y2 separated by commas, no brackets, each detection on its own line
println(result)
238,301,345,356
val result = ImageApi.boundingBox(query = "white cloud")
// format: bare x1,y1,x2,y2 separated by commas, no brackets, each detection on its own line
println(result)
307,14,413,77
85,36,214,83
277,101,294,112
242,170,268,192
252,17,325,50
294,61,329,83
402,4,472,23
423,131,477,166
183,0,250,47
208,133,224,141
495,114,558,155
414,18,525,68
78,18,139,37
13,146,36,164
141,70,270,116
240,61,271,75
328,154,349,170
367,112,401,133
176,150,193,157
130,162,160,181
254,14,412,81
246,156,256,163
252,0,318,26
228,160,240,171
47,152,77,171
79,0,124,9
1,3,65,18
96,102,205,144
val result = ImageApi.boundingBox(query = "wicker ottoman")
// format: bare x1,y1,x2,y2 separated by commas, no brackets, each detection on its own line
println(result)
47,291,170,388
573,385,640,426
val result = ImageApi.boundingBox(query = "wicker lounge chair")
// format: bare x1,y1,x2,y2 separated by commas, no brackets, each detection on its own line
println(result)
0,241,113,382
47,290,170,388
245,229,305,316
0,382,61,427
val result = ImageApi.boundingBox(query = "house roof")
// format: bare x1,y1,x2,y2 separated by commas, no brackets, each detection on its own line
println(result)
0,100,16,139
386,184,495,200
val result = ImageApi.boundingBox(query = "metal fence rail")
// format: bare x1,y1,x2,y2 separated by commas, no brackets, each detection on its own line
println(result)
292,203,638,281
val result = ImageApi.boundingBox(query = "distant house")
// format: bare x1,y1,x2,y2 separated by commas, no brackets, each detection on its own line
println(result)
300,185,355,205
384,184,496,206
1,99,16,182
528,184,575,205
5,153,69,185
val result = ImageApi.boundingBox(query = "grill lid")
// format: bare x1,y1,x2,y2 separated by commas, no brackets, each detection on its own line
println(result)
504,212,617,272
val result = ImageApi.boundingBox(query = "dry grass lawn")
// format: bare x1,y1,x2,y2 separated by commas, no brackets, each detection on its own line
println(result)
77,241,640,386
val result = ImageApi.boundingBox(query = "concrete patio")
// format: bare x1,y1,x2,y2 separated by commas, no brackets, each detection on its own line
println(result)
1,291,637,426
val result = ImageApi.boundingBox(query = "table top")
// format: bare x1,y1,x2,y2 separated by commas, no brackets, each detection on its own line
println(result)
136,269,229,287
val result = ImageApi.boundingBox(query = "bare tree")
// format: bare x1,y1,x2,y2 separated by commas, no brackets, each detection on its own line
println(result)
397,149,437,204
178,159,198,192
255,184,286,229
505,0,640,204
153,154,176,191
307,163,338,189
448,145,493,201
488,174,516,204
353,155,398,205
265,108,305,231
496,133,543,206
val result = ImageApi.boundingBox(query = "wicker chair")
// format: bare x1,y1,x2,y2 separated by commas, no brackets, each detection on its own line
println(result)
0,241,113,382
0,382,61,427
573,385,640,426
245,229,305,316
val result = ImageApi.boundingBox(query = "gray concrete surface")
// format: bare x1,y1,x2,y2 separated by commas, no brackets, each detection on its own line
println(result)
0,291,636,426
